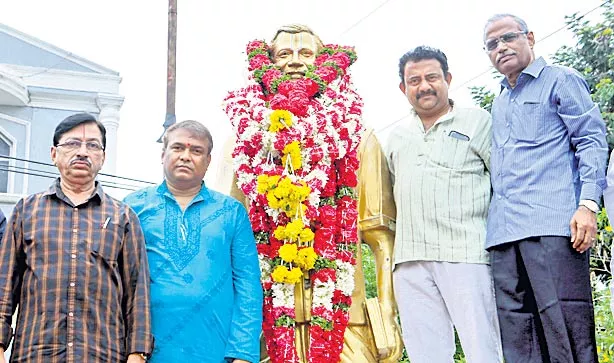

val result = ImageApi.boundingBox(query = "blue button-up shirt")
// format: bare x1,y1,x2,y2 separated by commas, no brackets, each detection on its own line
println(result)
486,57,608,248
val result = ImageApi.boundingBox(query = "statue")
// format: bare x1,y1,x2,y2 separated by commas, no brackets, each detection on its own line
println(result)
222,24,402,363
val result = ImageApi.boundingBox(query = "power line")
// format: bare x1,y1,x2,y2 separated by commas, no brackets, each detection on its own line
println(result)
1,155,156,185
1,163,147,190
338,0,394,38
376,0,612,133
0,155,156,193
0,167,142,192
450,0,610,93
538,0,611,44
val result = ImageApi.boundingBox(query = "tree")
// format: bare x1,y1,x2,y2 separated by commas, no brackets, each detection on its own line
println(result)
553,1,614,147
468,85,495,114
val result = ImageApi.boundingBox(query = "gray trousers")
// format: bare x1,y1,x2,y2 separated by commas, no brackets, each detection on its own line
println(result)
489,236,597,363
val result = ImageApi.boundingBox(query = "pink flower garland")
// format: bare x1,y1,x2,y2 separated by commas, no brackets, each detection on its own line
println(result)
224,39,364,363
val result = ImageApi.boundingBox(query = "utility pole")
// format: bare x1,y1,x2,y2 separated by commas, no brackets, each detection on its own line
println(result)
158,0,177,142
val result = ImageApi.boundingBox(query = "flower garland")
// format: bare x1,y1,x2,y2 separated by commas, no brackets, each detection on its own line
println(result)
223,39,364,363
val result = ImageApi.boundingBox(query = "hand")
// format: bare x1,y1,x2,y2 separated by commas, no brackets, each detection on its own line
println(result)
232,360,250,363
570,206,597,253
126,353,145,363
378,302,404,363
0,347,5,363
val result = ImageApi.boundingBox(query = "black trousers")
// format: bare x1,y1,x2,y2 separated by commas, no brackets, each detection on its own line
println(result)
489,236,597,363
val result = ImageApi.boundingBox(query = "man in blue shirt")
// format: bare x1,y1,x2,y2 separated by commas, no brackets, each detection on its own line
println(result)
483,14,607,362
124,120,262,362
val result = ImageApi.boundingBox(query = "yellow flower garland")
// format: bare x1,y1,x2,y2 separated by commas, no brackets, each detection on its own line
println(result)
269,110,293,132
282,141,302,171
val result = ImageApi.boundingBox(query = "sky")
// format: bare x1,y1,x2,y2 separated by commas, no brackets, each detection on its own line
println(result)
0,0,605,198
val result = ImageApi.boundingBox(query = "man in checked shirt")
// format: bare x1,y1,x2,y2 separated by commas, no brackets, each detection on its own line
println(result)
0,113,154,362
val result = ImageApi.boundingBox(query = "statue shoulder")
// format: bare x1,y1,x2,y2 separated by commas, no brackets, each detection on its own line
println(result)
357,128,385,162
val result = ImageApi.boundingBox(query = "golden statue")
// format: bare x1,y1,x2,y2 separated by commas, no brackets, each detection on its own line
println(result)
220,24,402,363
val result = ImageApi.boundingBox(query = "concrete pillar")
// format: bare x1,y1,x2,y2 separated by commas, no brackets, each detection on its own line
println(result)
96,93,124,175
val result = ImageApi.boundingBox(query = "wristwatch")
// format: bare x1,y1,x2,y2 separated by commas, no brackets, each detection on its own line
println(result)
579,199,599,213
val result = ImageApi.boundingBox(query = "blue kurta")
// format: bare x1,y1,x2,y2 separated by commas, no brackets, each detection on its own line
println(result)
124,182,262,363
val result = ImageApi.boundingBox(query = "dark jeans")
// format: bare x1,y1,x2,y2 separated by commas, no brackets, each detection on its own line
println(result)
489,236,597,363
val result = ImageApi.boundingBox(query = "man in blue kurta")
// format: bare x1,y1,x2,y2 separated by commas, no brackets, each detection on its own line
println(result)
125,120,262,363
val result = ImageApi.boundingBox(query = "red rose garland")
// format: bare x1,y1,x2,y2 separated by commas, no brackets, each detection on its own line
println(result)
224,39,363,363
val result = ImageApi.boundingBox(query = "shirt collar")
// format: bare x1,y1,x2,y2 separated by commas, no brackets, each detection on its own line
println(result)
500,56,547,89
409,105,456,132
43,178,103,205
157,180,212,205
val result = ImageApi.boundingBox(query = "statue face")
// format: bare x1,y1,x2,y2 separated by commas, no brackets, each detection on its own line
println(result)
271,32,318,79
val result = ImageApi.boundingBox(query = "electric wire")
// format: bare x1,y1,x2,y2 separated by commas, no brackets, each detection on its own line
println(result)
376,0,612,133
0,155,156,192
338,0,394,38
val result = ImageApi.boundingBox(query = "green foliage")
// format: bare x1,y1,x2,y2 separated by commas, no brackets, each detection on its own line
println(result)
593,208,614,362
361,244,377,299
594,276,614,362
275,314,295,327
468,85,495,113
314,256,336,270
594,209,614,277
552,1,614,148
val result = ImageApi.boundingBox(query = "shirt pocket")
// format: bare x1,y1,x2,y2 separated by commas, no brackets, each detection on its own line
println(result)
89,222,122,268
511,100,543,142
88,223,124,300
428,132,472,170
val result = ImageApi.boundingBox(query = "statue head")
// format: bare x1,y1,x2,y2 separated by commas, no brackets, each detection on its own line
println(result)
269,24,323,79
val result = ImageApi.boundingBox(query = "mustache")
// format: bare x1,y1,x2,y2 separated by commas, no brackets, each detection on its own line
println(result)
416,89,437,100
497,51,516,63
70,156,91,166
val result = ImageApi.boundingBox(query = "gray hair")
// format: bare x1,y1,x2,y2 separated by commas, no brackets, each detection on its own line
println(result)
483,14,529,41
162,120,213,155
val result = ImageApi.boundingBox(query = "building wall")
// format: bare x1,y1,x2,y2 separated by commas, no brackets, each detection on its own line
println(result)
0,23,123,216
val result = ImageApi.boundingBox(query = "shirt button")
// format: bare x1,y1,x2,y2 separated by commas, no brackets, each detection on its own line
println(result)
71,254,76,259
68,312,74,317
72,229,77,233
497,195,502,200
67,342,73,347
69,282,75,287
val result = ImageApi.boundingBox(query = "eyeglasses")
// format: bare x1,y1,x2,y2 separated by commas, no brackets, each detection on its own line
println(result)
484,31,528,52
56,140,104,152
